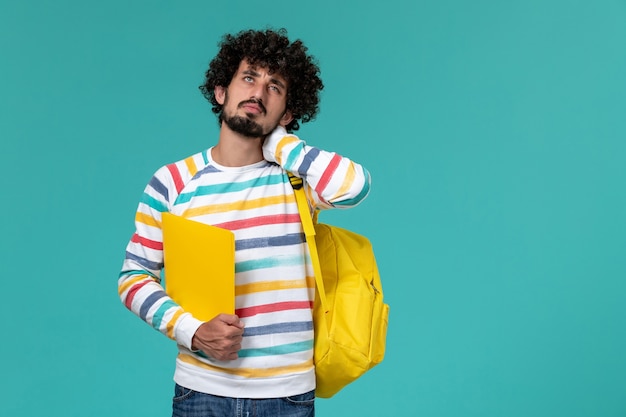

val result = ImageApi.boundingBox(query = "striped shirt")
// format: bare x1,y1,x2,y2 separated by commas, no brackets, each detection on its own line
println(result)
118,129,371,398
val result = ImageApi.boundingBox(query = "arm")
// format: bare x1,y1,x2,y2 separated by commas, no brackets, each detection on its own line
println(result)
263,126,371,210
118,164,244,359
117,165,203,350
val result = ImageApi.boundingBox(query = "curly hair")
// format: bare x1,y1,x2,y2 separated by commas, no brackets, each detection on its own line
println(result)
199,28,324,132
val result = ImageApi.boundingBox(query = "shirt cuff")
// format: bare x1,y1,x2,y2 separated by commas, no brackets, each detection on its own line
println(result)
173,313,204,350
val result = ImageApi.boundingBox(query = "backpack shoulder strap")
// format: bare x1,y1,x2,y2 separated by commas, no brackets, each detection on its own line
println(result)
288,174,329,313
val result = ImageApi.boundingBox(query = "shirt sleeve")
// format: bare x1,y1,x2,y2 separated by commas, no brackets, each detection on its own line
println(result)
117,164,203,350
262,126,371,210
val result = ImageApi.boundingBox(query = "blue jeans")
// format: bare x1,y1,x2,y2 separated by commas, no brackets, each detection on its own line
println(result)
172,384,315,417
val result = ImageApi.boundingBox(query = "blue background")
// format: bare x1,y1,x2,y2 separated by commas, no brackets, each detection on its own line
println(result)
1,0,625,416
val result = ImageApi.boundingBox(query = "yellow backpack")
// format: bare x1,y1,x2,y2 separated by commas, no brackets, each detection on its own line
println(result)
290,175,389,398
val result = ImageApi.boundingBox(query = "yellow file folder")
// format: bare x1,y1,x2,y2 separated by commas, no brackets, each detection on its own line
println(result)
162,212,235,322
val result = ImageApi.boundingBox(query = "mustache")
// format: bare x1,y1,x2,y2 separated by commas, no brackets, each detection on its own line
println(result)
238,99,266,114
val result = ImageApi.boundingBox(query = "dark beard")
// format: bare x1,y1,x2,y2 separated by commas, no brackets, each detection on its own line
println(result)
222,114,268,138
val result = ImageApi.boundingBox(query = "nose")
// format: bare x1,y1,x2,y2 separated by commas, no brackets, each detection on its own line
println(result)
250,82,267,102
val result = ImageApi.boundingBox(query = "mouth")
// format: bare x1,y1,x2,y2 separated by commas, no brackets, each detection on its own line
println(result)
239,100,265,115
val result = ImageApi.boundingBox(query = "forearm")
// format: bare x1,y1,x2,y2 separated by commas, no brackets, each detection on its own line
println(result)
263,127,371,208
119,250,202,350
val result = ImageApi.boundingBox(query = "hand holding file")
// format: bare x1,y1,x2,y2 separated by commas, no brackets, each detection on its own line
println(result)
191,314,245,361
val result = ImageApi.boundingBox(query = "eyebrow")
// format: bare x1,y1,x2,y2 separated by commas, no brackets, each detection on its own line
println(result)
242,69,260,77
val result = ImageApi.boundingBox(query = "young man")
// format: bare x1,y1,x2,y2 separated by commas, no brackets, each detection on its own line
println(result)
118,28,371,416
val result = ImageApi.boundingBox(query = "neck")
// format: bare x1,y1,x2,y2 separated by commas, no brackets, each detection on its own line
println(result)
212,122,264,167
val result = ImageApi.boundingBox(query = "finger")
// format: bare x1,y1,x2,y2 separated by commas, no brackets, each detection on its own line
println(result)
220,314,245,329
229,329,245,339
215,348,239,361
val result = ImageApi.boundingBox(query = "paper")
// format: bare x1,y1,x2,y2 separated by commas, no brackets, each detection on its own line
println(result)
162,212,235,321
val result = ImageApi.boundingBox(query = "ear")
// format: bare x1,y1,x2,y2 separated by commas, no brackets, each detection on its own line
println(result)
214,86,226,105
279,110,294,127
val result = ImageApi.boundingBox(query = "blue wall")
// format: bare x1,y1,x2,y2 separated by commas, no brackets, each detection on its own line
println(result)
1,1,624,415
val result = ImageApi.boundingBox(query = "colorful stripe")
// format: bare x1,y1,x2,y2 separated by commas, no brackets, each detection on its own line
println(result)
236,301,313,318
152,299,179,330
125,251,162,271
184,156,198,177
149,176,169,200
315,153,342,195
243,321,313,337
333,167,371,207
166,163,185,194
236,278,313,296
283,141,303,171
182,194,296,218
331,162,356,201
139,290,168,320
131,233,163,250
176,174,285,204
296,148,319,175
165,308,185,339
274,135,300,165
123,279,151,309
214,214,301,231
135,212,160,228
238,339,313,358
235,233,304,251
236,254,305,274
118,269,158,281
140,193,167,212
186,164,222,183
177,353,313,378
118,273,151,295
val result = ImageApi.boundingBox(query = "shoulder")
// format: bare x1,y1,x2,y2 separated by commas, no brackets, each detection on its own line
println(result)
153,149,212,181
147,149,213,201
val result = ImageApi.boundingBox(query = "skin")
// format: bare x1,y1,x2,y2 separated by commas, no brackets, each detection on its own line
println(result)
210,59,293,167
190,60,294,360
191,313,245,361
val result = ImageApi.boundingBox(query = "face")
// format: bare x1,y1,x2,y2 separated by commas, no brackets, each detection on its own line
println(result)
215,60,293,138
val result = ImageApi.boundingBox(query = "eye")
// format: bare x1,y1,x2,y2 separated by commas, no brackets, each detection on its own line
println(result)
243,76,254,83
269,85,281,94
